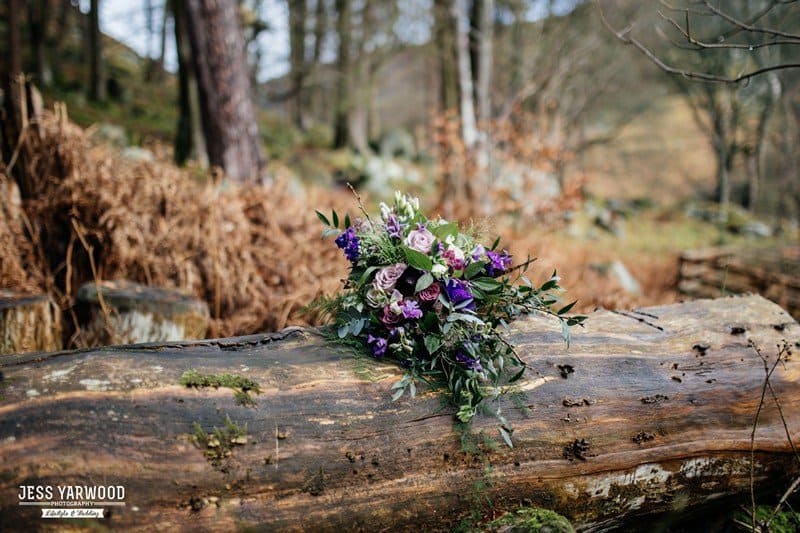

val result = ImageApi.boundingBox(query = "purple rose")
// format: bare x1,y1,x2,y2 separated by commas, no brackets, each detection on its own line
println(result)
455,349,483,372
418,282,441,302
400,300,423,320
367,334,388,357
335,227,360,262
405,225,435,253
380,305,402,326
445,279,475,311
485,250,512,277
374,263,407,291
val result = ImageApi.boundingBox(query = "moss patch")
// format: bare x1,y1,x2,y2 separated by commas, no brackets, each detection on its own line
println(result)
179,369,260,406
487,508,575,533
191,416,248,466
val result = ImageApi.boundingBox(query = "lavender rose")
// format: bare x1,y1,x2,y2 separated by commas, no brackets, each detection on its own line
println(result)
418,282,441,302
380,305,403,326
405,225,435,253
374,263,407,291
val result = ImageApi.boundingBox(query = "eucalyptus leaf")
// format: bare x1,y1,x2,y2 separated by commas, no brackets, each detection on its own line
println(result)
415,273,434,293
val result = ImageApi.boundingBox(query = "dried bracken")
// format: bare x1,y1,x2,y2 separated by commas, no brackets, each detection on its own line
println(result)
1,109,351,345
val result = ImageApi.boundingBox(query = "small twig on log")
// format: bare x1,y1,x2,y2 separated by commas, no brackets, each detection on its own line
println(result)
748,339,796,532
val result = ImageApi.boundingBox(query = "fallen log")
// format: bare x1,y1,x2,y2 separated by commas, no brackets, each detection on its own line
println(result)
0,294,798,531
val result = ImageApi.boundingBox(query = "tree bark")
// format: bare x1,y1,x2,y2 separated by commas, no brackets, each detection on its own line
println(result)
333,0,352,148
453,0,477,149
173,0,208,167
88,0,106,102
27,0,52,86
470,0,493,124
1,295,798,530
434,0,458,112
288,0,308,129
6,0,22,81
183,0,266,182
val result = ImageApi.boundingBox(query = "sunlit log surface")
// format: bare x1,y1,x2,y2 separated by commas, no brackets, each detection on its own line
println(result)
1,294,798,531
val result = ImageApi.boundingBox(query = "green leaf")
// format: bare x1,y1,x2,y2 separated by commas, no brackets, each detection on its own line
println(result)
499,426,514,448
424,335,442,356
337,325,349,338
344,214,351,228
315,210,331,227
508,366,526,383
391,388,405,402
491,236,501,250
415,272,434,293
558,301,577,315
358,266,379,284
431,222,458,240
471,277,502,293
463,261,486,279
404,247,433,271
420,312,439,333
332,210,339,228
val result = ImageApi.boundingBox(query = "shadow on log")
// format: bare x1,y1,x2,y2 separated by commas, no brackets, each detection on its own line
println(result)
0,295,799,531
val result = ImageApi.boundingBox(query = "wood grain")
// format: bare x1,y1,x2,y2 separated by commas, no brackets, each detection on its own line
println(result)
0,294,798,531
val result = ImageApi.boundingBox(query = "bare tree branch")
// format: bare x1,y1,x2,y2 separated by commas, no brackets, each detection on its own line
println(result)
596,1,800,83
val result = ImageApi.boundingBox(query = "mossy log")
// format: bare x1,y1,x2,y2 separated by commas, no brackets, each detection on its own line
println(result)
1,295,799,531
76,280,209,346
0,290,61,355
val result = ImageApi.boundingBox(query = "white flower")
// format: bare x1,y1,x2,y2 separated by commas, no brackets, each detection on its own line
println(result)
379,202,391,221
431,263,448,278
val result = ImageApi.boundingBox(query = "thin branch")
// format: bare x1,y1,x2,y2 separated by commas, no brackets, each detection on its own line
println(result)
658,9,800,50
703,0,800,41
596,1,800,83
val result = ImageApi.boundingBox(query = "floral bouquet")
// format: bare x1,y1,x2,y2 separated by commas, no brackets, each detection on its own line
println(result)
316,191,585,445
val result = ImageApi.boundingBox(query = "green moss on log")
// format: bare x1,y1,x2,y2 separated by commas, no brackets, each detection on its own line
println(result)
179,369,260,406
487,508,575,533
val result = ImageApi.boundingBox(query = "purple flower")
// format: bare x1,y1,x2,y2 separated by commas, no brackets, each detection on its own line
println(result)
485,250,512,277
445,279,475,311
400,300,423,320
418,282,441,302
367,334,388,357
380,305,403,326
405,225,435,253
374,263,407,291
386,215,404,239
455,349,483,372
335,227,360,262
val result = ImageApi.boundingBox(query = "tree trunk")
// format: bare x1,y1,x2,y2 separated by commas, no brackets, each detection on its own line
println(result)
27,0,52,86
173,0,208,167
1,295,798,530
470,0,493,124
434,0,458,112
288,0,308,129
307,0,327,121
183,0,266,182
6,0,22,81
453,0,477,149
88,0,106,102
333,0,352,148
